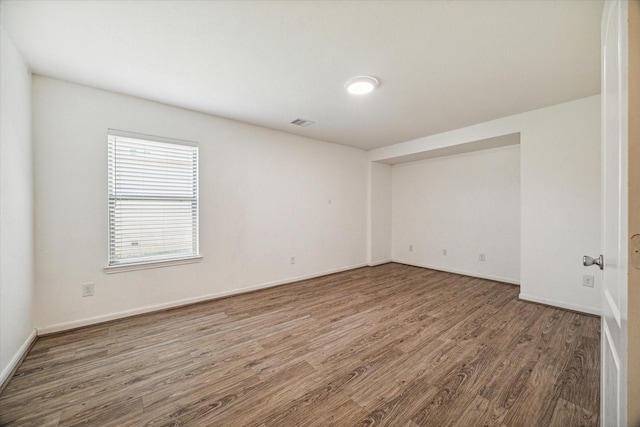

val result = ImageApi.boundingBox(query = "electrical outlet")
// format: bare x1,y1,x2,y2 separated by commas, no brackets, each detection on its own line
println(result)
443,249,447,256
82,283,94,297
290,256,296,265
479,253,486,262
409,245,413,252
582,275,595,288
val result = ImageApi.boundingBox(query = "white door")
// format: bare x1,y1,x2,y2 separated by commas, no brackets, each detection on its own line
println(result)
601,1,628,425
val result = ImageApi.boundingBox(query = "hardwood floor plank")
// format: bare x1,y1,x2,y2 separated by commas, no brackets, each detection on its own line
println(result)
58,396,143,427
138,358,263,417
169,361,322,426
309,398,368,427
8,410,61,427
410,345,505,426
0,264,599,426
351,381,440,426
550,336,601,414
349,340,449,409
136,369,264,426
549,397,598,427
449,395,490,427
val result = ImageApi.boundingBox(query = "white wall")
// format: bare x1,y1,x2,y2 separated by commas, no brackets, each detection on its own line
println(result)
32,76,367,332
392,145,520,284
519,97,601,314
369,95,601,314
0,30,35,384
367,161,392,265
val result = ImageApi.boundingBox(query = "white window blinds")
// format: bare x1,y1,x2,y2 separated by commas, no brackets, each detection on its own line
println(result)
108,130,199,266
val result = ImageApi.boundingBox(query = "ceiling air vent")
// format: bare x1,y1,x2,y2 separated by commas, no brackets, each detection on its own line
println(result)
290,118,315,127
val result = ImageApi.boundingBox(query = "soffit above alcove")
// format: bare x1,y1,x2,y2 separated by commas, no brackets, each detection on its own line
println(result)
377,133,520,165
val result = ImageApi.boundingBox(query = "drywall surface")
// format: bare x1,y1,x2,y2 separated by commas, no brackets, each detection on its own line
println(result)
0,30,35,382
371,95,601,314
392,145,520,283
32,76,367,331
518,96,601,314
368,162,392,265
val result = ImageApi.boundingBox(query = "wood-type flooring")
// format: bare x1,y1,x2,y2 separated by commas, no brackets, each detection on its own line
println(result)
0,263,600,426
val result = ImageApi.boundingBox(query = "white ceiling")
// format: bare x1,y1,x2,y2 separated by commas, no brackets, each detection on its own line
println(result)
0,0,603,151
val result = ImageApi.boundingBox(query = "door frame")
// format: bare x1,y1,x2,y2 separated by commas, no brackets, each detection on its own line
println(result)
625,1,639,425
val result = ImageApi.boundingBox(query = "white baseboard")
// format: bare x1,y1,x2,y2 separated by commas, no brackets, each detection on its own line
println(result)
37,263,368,335
518,293,601,316
1,329,37,390
368,258,392,267
392,258,520,285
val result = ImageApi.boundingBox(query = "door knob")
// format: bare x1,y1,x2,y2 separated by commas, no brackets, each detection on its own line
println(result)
583,255,604,270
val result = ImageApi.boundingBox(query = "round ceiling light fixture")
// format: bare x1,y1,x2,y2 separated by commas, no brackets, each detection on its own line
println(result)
345,76,379,95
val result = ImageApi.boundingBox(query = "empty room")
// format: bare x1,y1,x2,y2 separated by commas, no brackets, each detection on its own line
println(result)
1,1,638,426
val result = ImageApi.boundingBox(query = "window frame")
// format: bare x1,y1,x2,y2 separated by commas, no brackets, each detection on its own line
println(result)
104,129,201,273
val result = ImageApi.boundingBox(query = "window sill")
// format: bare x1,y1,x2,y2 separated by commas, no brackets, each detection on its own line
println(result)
104,255,203,274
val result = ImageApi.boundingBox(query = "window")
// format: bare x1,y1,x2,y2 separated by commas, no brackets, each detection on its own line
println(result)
107,130,199,267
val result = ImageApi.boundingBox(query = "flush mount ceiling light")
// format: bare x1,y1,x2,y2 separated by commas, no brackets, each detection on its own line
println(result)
345,76,379,95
